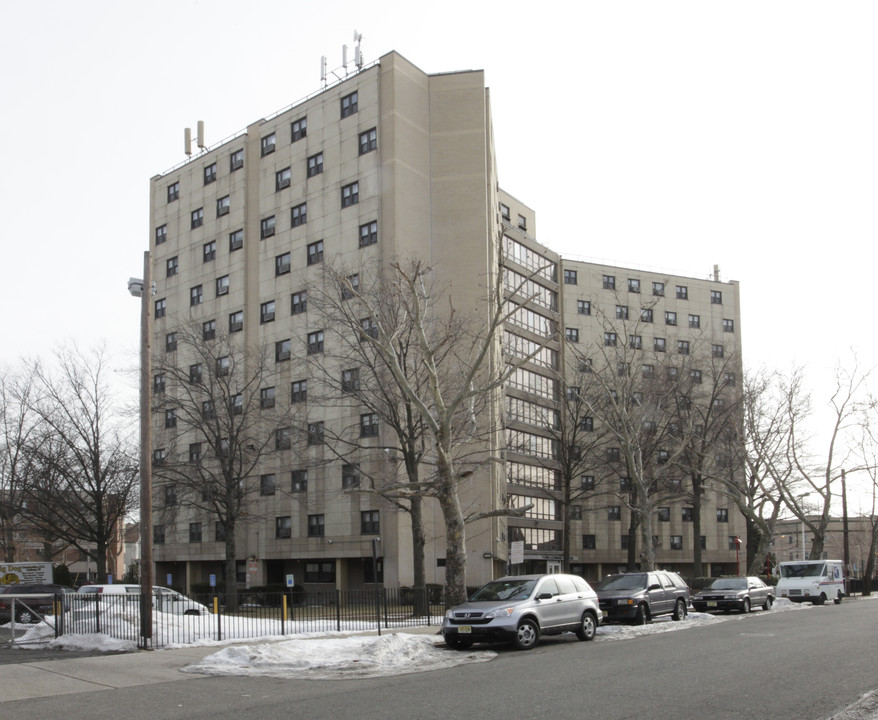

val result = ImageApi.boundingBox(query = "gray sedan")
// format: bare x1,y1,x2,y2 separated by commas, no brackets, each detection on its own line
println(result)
692,576,775,614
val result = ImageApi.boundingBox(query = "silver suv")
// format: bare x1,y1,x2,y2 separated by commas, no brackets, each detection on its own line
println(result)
441,574,601,651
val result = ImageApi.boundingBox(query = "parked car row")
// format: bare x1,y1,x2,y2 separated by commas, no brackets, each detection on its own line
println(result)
441,570,785,652
0,583,208,623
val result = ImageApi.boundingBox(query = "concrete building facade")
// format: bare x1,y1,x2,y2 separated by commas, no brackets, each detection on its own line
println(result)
148,51,744,593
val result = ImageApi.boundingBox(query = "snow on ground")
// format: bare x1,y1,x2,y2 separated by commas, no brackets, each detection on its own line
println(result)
181,632,495,679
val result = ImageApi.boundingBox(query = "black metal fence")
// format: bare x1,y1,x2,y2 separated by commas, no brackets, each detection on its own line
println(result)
50,588,444,648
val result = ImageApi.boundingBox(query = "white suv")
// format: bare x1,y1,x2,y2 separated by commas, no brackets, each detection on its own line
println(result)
441,574,601,651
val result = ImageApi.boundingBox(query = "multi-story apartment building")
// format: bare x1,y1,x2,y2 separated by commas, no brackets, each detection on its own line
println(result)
148,51,744,593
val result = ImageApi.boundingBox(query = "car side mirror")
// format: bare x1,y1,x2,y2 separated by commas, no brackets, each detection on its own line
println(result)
537,593,553,601
648,584,661,591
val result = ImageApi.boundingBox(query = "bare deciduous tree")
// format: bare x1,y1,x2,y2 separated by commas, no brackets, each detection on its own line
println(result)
152,327,295,610
24,346,138,582
317,258,542,606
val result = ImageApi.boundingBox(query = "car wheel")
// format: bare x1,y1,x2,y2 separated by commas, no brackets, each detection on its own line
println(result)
813,593,827,606
444,635,474,651
575,611,597,641
633,604,648,625
834,591,842,605
512,618,540,650
742,598,751,614
672,598,687,621
16,609,37,624
762,596,773,611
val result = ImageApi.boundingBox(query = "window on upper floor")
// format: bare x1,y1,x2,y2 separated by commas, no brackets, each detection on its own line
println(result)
688,314,700,329
203,240,216,262
652,282,665,296
712,344,724,358
230,148,243,171
678,340,690,355
711,289,723,304
641,308,653,323
155,224,167,245
577,300,590,315
291,202,307,227
359,127,377,155
603,275,615,290
275,252,291,276
307,240,323,265
229,229,243,252
565,327,579,343
228,310,243,333
341,91,358,118
676,285,688,300
616,305,629,320
359,220,378,247
167,181,180,202
723,318,735,333
341,182,359,208
518,214,527,231
307,152,323,177
654,337,666,352
500,203,510,220
291,379,307,402
276,167,291,191
216,196,230,217
261,215,275,239
191,207,204,229
260,386,275,409
165,332,177,352
204,163,217,185
291,116,307,142
628,278,640,293
563,269,577,285
166,256,178,278
360,413,379,437
260,300,275,324
260,474,276,496
307,330,324,355
261,133,276,156
291,469,307,493
190,285,203,306
665,311,677,326
275,338,290,362
291,290,307,314
202,319,216,341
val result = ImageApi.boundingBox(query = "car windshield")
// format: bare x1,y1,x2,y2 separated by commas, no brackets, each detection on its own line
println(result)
595,574,647,591
706,578,746,590
469,579,536,602
781,563,825,578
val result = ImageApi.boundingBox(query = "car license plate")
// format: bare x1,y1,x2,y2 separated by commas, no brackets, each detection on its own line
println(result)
707,601,717,607
458,625,472,634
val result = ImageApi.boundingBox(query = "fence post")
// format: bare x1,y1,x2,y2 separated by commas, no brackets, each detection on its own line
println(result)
335,589,341,632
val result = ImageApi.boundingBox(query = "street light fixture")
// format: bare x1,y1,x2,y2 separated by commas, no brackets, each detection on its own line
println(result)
128,251,154,646
795,493,809,561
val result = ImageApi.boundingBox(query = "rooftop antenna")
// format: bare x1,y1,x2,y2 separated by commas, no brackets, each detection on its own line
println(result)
320,31,365,86
354,30,364,69
184,121,206,157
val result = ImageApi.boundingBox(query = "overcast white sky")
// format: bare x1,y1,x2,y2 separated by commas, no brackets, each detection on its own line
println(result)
2,1,876,486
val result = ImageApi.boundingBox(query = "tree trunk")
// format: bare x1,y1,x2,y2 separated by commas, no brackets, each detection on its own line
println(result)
224,525,238,611
437,474,467,607
95,541,108,583
626,513,639,571
747,528,773,576
409,495,429,615
862,525,877,597
639,509,655,571
691,474,703,578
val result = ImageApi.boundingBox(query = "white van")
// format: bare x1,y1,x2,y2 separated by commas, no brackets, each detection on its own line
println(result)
776,560,845,605
77,584,208,615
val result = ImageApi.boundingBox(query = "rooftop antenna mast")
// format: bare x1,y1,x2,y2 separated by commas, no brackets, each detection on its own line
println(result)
321,31,365,86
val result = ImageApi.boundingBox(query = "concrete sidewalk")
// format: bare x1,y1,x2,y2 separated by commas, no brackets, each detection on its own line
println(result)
0,626,441,703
